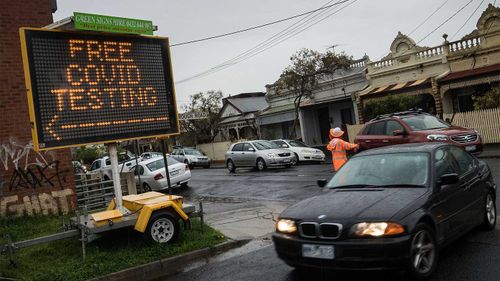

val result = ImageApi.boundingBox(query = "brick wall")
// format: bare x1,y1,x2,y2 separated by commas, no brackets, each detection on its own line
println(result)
0,0,76,217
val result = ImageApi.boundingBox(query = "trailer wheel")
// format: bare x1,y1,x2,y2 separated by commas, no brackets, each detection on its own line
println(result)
145,212,180,244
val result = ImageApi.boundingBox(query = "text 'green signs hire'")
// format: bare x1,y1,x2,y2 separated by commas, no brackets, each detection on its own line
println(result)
74,12,153,35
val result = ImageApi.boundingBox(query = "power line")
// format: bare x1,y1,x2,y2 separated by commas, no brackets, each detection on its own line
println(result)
171,0,349,47
416,0,475,45
451,0,485,40
408,0,450,36
177,1,353,84
176,0,357,84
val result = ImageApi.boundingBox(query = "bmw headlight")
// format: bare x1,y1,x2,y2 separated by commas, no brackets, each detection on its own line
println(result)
427,134,448,141
276,219,297,234
267,153,277,158
350,222,405,237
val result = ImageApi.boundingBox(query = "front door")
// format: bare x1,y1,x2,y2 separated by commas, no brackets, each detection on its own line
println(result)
241,143,257,166
340,108,353,125
317,107,330,144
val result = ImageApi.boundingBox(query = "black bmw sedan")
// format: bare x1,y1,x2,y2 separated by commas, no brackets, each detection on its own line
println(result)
273,143,497,280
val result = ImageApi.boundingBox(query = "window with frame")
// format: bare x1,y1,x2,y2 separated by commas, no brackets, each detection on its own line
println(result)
243,143,254,151
232,143,244,151
366,121,386,135
271,140,288,148
449,146,474,176
434,148,459,180
385,120,404,135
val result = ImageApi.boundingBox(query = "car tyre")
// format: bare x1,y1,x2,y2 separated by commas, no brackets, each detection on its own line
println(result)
407,223,438,280
143,183,152,192
256,158,267,171
144,211,179,244
227,160,236,173
480,192,496,231
292,153,299,165
181,182,189,188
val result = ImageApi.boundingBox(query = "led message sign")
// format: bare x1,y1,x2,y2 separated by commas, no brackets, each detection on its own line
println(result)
19,28,179,150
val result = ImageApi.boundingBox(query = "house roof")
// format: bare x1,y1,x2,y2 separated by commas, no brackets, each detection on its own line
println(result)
223,92,267,113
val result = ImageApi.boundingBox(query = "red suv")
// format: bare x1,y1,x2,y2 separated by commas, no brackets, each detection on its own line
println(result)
355,110,483,154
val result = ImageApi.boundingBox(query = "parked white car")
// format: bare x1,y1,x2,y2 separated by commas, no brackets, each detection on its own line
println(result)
139,152,163,161
90,153,137,180
131,156,191,192
171,147,211,169
271,139,325,164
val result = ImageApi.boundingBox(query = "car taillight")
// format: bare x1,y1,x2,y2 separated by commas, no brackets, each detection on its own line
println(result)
185,164,190,170
154,173,164,181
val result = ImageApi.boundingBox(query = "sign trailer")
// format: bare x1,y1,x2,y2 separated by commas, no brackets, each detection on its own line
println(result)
1,24,201,262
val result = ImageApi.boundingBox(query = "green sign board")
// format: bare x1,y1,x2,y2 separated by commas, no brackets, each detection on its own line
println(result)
73,12,153,35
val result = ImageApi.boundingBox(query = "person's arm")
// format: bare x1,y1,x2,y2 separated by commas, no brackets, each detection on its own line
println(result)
341,140,359,151
327,141,334,151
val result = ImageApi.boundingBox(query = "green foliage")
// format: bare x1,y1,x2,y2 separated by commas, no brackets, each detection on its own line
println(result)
0,215,225,281
362,95,423,120
474,85,500,110
71,145,106,165
180,90,223,145
275,48,352,138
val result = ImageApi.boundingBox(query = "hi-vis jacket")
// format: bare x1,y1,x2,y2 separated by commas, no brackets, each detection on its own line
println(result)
327,138,358,172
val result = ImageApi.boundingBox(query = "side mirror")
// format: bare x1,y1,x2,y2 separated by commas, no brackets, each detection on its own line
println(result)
439,173,460,188
317,179,327,188
393,129,405,136
282,144,289,148
248,147,255,152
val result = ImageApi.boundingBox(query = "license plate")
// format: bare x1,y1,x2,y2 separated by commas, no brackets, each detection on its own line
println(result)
465,145,476,152
283,159,290,163
302,244,335,260
170,170,180,176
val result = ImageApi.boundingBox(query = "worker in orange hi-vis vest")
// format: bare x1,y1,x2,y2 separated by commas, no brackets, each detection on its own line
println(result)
327,127,359,172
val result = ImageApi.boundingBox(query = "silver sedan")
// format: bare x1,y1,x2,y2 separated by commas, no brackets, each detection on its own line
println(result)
224,140,295,172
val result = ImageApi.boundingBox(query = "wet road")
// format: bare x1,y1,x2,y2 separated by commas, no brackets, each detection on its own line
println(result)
168,158,500,281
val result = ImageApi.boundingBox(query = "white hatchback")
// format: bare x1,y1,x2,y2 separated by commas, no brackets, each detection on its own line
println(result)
271,139,325,164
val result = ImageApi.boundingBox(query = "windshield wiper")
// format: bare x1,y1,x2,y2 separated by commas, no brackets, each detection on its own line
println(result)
332,184,377,189
371,184,426,188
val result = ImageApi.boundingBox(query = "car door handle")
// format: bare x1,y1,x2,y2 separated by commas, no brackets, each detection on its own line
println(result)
382,140,389,143
365,140,371,143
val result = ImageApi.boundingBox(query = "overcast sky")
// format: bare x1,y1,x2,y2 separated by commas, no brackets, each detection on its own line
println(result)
54,0,494,110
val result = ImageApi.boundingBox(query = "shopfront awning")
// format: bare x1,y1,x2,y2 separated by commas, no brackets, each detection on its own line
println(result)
359,78,431,97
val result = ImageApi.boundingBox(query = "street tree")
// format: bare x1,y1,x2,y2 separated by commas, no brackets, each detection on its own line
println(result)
275,48,352,139
474,85,500,109
180,90,223,145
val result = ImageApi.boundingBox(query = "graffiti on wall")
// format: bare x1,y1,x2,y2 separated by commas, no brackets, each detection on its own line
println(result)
0,138,73,216
0,138,69,192
0,188,75,216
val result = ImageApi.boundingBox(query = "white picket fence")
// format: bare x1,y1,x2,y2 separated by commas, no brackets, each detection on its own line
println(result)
444,108,500,144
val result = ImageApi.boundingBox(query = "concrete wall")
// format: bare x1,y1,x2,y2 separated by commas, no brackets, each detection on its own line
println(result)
0,0,76,217
196,141,234,162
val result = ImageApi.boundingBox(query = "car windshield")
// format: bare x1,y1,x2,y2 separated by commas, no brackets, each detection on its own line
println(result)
185,149,203,156
146,157,180,171
326,152,429,188
252,140,280,150
402,115,449,131
289,140,308,147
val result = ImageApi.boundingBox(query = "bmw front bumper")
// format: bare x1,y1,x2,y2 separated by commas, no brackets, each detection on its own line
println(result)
272,232,411,270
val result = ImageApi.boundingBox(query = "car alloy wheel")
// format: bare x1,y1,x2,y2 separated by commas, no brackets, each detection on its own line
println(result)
410,225,436,278
227,160,236,173
256,158,266,171
143,183,152,192
482,192,496,230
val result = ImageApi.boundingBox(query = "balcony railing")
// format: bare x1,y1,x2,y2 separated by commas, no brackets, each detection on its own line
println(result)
368,35,484,71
